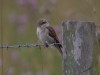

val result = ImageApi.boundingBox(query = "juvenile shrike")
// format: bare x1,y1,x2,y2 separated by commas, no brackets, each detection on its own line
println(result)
37,18,62,55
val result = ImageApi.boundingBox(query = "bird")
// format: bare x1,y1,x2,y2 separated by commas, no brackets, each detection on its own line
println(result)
36,18,62,55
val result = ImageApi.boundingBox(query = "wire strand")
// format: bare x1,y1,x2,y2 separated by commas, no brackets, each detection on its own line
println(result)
0,43,62,49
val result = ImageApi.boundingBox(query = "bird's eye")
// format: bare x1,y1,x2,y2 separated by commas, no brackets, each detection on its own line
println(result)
40,21,46,25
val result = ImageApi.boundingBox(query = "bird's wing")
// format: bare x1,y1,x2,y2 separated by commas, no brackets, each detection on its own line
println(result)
46,26,62,47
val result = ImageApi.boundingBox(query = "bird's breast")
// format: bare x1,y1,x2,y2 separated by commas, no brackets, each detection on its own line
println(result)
37,27,54,44
37,28,48,42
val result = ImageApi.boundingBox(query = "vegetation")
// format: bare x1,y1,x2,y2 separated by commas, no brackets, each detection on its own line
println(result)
0,0,100,75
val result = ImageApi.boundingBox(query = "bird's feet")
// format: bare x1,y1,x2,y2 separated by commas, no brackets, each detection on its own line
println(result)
44,43,49,47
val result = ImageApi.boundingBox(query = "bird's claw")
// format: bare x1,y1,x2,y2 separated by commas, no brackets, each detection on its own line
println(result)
44,43,49,47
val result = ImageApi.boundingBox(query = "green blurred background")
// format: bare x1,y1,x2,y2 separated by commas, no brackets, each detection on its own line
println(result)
0,0,100,75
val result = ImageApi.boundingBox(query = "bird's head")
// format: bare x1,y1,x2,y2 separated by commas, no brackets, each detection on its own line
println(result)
37,18,49,28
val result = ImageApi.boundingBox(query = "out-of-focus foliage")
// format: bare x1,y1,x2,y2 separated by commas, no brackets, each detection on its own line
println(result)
0,0,100,75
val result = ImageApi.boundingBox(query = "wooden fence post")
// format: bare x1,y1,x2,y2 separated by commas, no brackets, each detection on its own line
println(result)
62,20,99,75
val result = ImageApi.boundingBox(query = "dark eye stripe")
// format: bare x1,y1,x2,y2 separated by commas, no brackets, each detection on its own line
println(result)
40,21,46,25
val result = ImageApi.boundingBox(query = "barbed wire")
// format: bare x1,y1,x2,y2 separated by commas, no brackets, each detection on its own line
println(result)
0,43,62,49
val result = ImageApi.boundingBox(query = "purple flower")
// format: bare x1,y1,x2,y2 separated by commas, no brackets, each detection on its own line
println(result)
11,51,18,61
18,14,29,24
17,0,37,9
17,14,28,34
5,67,14,75
28,0,37,7
17,0,25,5
17,24,26,34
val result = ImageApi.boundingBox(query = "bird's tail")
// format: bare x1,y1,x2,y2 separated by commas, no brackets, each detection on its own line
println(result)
55,45,63,56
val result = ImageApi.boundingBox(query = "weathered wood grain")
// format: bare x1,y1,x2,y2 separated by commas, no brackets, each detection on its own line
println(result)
62,20,98,75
